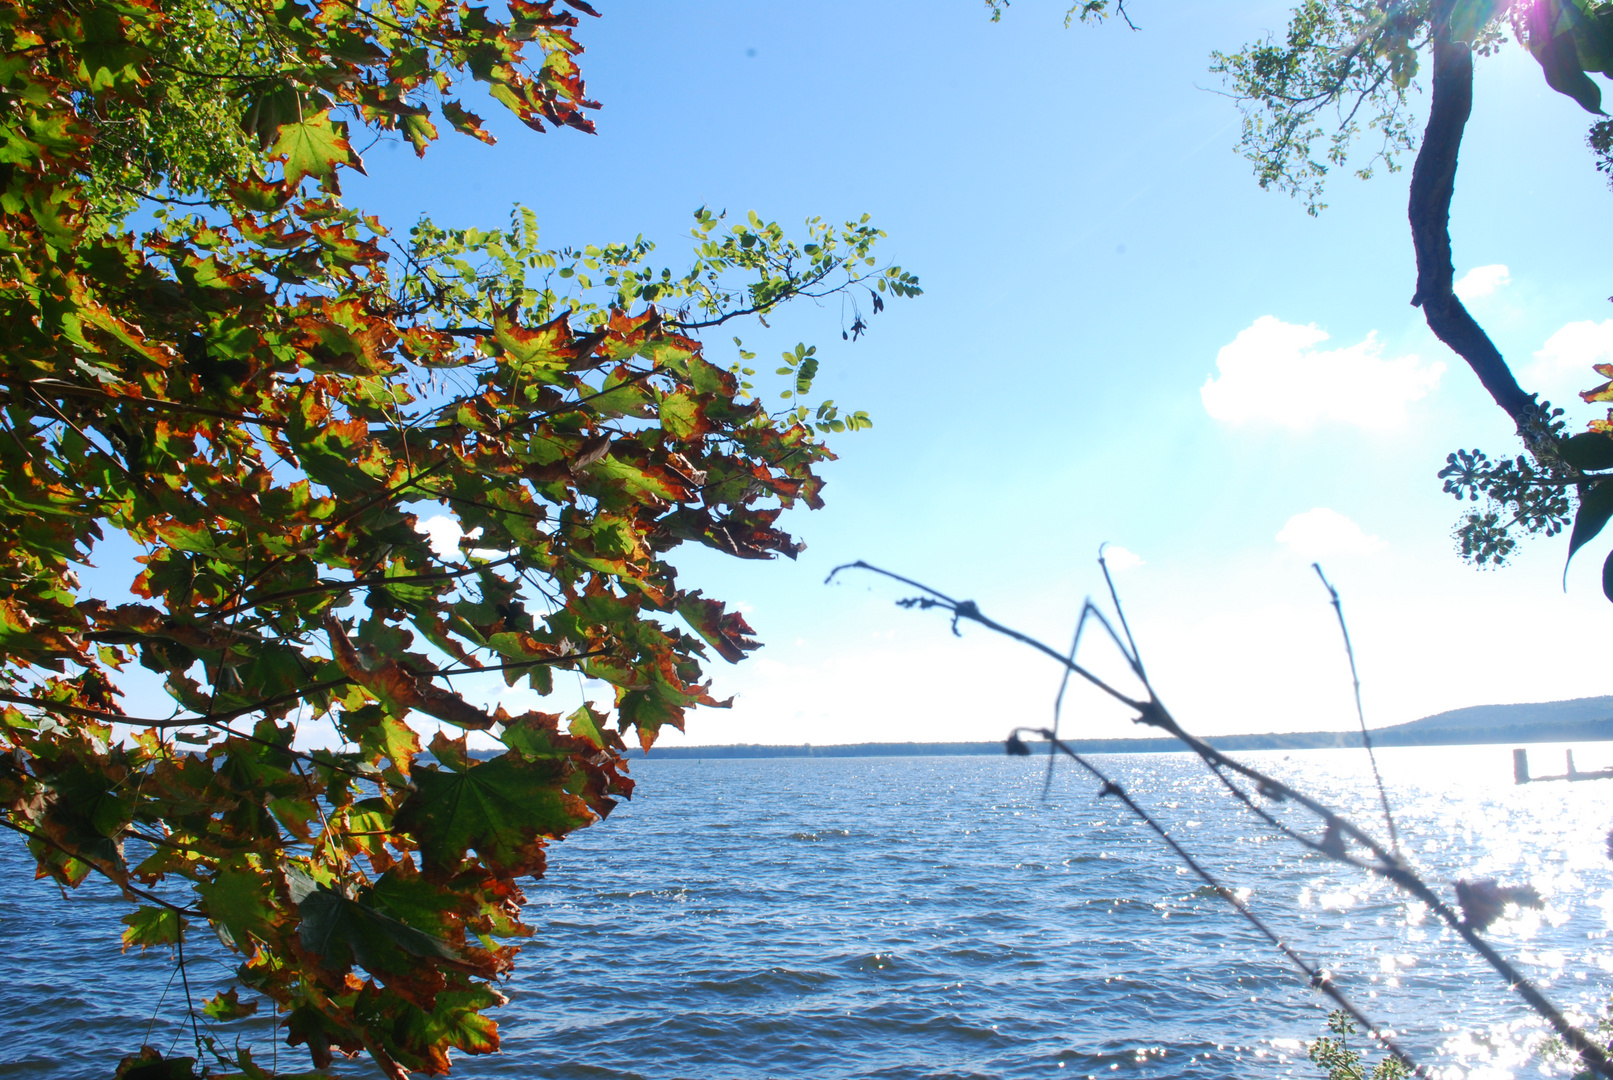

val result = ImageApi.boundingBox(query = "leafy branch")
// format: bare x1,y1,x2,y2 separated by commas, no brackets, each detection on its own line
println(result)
0,1,922,1074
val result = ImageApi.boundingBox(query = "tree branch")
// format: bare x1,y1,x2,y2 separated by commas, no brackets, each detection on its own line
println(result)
199,553,521,621
1409,14,1540,432
0,816,202,916
7,378,289,429
834,558,1613,1080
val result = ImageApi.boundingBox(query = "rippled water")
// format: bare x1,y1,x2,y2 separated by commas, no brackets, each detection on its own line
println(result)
6,744,1613,1079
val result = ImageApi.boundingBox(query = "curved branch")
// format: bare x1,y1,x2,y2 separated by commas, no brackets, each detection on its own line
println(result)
1409,19,1539,430
0,816,202,917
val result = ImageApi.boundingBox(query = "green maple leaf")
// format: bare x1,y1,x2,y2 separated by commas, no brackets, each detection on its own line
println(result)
566,703,608,749
294,880,462,976
272,109,364,187
201,988,258,1021
121,906,183,951
658,391,707,440
394,754,591,876
112,1047,199,1080
398,985,504,1062
367,869,459,940
343,702,421,778
194,862,280,950
492,306,586,377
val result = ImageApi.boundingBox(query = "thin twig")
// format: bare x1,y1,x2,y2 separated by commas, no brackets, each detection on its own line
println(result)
0,816,202,915
1044,608,1088,801
198,553,521,621
1017,727,1423,1076
829,559,1613,1079
10,378,289,429
825,561,1146,715
176,925,204,1062
142,958,183,1051
1097,544,1146,681
1313,563,1400,856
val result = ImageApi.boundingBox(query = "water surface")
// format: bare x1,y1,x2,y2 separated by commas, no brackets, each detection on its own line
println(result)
4,744,1612,1079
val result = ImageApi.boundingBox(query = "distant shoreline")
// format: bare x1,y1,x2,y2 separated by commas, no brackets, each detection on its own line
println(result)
628,719,1613,759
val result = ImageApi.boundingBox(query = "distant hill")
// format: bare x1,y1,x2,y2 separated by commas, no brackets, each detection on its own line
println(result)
622,695,1613,759
1381,695,1613,734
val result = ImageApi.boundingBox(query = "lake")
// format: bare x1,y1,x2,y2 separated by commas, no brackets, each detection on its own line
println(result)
4,744,1612,1079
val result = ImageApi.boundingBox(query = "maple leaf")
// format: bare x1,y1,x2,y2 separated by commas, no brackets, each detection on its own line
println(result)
201,988,259,1021
491,305,591,374
676,591,760,663
272,110,365,188
394,985,506,1072
442,100,494,143
120,906,183,951
112,1047,199,1080
194,861,281,951
657,390,708,440
326,616,496,730
291,872,464,977
395,754,593,877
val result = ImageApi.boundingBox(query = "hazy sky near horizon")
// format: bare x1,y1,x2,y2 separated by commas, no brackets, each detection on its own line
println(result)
100,2,1613,750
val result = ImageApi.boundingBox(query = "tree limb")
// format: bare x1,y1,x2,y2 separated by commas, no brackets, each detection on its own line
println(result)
1409,13,1540,434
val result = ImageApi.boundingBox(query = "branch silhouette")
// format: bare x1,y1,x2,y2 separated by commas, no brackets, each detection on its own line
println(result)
1313,562,1400,856
826,558,1613,1079
1008,727,1422,1076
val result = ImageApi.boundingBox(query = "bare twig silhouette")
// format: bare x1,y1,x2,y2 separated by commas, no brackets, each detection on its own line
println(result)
825,558,1613,1079
1009,725,1423,1075
1312,562,1401,857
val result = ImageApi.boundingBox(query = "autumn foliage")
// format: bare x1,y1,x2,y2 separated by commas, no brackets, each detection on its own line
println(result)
0,0,916,1075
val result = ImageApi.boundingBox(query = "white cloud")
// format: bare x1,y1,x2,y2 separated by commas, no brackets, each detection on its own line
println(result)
1454,263,1511,301
1101,545,1144,571
1201,316,1444,429
1526,319,1613,386
419,514,466,559
418,514,504,561
1275,508,1386,558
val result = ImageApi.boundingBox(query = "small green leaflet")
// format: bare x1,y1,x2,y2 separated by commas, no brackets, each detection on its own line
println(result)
202,988,259,1021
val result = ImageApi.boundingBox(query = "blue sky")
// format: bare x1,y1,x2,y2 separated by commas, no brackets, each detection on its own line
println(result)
119,3,1613,750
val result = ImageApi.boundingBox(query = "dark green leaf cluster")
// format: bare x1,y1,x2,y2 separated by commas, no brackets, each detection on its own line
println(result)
1308,1010,1412,1080
1438,443,1573,567
1538,993,1613,1078
1588,116,1613,184
1210,1,1441,214
1521,0,1613,114
1435,414,1613,590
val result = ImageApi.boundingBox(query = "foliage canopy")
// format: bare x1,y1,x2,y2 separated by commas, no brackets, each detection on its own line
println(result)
1209,0,1613,591
0,0,917,1076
